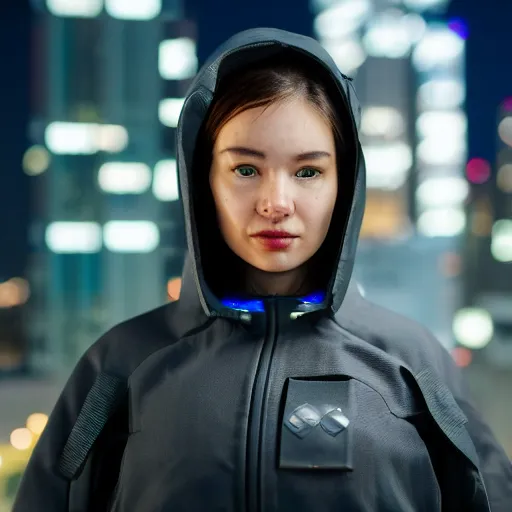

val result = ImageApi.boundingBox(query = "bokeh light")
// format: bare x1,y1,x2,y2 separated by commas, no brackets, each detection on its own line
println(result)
22,145,51,176
466,158,491,184
451,346,473,368
448,18,469,40
497,116,512,147
26,413,49,436
10,428,34,451
497,163,512,192
453,308,494,349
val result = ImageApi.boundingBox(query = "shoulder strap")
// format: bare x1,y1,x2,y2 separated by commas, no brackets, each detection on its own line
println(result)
57,372,126,480
411,367,491,511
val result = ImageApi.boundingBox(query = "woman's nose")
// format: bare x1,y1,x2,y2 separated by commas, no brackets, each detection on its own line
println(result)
256,174,295,221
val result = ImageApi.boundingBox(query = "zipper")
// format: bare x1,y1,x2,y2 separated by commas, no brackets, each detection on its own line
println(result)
246,300,278,512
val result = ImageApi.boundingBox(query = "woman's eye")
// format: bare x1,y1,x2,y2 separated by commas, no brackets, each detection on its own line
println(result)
234,166,257,178
296,168,320,179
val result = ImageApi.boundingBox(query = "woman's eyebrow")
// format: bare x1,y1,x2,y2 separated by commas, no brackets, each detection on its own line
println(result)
219,147,331,161
219,146,265,158
295,151,331,161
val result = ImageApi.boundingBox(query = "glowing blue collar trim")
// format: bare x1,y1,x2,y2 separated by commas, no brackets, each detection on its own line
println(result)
220,291,325,313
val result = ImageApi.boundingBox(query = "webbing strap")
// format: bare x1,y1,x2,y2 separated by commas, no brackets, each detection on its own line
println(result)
58,373,125,480
415,368,479,468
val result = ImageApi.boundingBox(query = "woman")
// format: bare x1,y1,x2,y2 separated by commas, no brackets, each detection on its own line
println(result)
14,28,511,511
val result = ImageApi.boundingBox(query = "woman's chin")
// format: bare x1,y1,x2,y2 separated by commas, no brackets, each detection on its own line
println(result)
247,255,305,275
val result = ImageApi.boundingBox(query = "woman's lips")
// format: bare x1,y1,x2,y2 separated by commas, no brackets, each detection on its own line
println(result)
251,230,298,251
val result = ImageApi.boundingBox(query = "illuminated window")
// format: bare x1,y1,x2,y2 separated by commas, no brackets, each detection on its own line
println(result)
46,0,103,17
158,98,185,128
416,177,468,209
417,79,465,110
360,191,409,239
417,208,466,237
413,27,464,71
323,38,366,76
403,0,450,12
491,219,512,263
45,222,102,253
98,162,152,194
105,0,161,20
417,138,466,166
363,13,416,59
45,122,128,155
416,110,467,140
363,143,412,190
104,221,160,253
361,107,405,139
314,0,371,39
159,38,197,80
153,159,179,201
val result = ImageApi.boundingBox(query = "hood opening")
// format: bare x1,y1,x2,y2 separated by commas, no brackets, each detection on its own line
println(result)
176,29,365,317
188,46,358,308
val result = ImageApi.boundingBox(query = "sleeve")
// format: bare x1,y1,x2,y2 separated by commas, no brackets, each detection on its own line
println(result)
12,341,117,512
434,340,512,511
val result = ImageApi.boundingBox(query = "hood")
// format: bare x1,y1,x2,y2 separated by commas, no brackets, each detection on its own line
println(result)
176,28,366,319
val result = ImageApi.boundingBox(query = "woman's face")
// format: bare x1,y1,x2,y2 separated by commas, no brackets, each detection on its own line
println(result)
209,96,338,276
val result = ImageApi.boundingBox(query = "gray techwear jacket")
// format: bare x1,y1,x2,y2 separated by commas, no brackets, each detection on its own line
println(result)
14,28,512,512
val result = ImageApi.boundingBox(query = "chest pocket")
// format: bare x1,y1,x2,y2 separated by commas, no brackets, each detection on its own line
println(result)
279,378,356,470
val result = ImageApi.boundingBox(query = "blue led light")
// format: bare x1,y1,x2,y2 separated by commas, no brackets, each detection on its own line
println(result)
221,297,265,313
221,291,326,313
300,291,325,304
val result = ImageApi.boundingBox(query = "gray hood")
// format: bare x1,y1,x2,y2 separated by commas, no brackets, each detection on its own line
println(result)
176,27,366,317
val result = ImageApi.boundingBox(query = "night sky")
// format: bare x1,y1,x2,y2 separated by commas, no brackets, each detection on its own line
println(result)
0,1,510,280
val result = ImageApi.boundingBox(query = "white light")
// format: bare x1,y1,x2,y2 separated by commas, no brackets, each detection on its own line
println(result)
45,122,128,155
46,0,103,17
413,28,464,71
159,38,198,80
361,107,405,139
104,221,160,253
323,38,367,76
498,116,512,148
45,122,97,155
314,0,372,40
97,125,129,153
46,222,102,254
453,308,494,349
416,110,467,140
417,138,466,166
363,142,413,190
416,177,469,208
363,13,414,59
105,0,160,19
98,162,152,194
403,0,449,11
402,13,428,43
153,159,179,201
418,79,465,110
158,98,185,128
417,208,466,237
491,219,512,262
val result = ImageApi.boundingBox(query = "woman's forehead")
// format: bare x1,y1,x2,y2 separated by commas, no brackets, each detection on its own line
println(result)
215,99,335,153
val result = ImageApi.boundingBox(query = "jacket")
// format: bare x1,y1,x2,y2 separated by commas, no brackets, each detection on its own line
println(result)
13,28,512,512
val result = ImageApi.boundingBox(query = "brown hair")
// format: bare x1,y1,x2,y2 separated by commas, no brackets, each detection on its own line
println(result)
193,52,352,298
204,54,345,152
